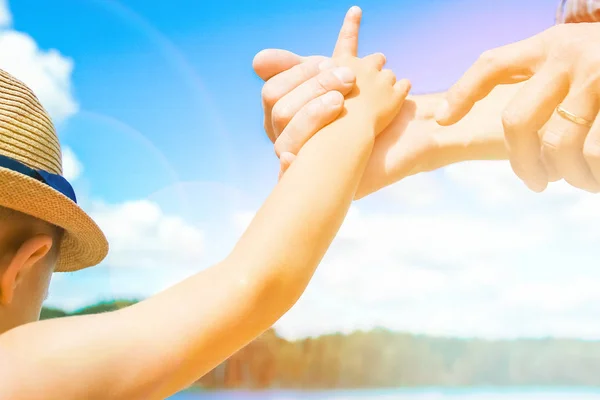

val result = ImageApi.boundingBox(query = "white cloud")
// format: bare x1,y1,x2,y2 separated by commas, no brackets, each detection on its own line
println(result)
224,162,600,341
498,279,600,314
445,160,587,207
327,205,553,270
272,201,557,339
380,173,442,207
61,147,83,181
0,2,77,124
231,211,256,236
90,200,205,269
0,0,11,27
445,161,533,206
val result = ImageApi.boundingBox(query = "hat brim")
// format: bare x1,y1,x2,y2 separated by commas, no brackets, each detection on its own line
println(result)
0,167,108,272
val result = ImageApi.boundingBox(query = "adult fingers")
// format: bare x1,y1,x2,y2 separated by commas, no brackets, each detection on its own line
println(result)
262,58,331,141
278,152,297,181
436,36,545,126
253,49,306,81
332,6,362,57
271,66,355,138
583,114,600,185
274,91,345,157
542,84,600,192
501,67,569,192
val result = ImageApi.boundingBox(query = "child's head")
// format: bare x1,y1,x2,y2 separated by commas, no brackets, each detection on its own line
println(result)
0,69,108,334
0,206,64,332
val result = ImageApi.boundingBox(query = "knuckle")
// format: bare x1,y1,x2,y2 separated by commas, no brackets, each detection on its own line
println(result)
501,109,527,134
305,98,327,120
314,71,336,92
271,103,293,131
548,46,578,69
446,81,473,105
261,84,282,108
578,54,600,81
273,138,286,157
274,132,295,157
297,61,320,82
541,128,574,151
477,49,499,69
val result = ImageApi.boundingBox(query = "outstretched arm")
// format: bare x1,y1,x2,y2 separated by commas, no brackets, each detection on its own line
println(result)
0,8,408,400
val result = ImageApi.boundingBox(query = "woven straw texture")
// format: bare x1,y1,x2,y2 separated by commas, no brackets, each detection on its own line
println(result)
0,68,108,272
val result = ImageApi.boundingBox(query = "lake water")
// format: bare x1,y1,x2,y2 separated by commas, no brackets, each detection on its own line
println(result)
169,388,600,399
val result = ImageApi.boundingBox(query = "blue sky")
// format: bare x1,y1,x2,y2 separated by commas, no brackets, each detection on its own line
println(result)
5,0,600,340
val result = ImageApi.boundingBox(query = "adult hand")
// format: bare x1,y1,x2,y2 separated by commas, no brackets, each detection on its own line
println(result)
435,23,600,193
254,7,363,151
254,7,421,186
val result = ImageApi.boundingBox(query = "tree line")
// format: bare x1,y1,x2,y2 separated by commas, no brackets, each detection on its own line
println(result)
41,300,600,389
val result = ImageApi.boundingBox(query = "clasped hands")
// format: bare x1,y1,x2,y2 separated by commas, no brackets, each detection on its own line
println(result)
254,7,600,196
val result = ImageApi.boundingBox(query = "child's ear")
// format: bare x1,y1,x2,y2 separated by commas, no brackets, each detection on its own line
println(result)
0,235,52,305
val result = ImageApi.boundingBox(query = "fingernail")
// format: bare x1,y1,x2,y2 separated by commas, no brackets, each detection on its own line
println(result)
434,100,449,122
332,66,355,84
348,6,361,16
322,91,343,106
318,59,336,71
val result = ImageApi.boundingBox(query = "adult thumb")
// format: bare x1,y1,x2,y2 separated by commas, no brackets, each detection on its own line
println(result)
253,49,305,81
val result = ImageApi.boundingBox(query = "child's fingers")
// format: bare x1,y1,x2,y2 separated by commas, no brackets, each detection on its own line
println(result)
363,53,386,70
393,79,412,105
380,69,396,86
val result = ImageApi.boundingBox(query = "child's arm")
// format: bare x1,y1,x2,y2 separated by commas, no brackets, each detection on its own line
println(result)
0,43,408,400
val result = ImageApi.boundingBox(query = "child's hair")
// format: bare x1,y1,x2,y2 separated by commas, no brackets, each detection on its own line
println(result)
0,206,64,264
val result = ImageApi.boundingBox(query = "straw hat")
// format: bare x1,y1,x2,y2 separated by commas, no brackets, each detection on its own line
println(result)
0,68,108,272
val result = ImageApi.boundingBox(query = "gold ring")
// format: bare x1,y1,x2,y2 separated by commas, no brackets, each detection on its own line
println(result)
556,105,594,128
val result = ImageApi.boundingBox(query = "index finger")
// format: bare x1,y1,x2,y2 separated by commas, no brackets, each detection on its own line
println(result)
332,6,362,58
436,36,545,126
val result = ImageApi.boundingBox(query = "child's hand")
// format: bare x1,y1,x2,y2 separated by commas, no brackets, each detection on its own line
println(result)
334,54,411,137
267,6,411,179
